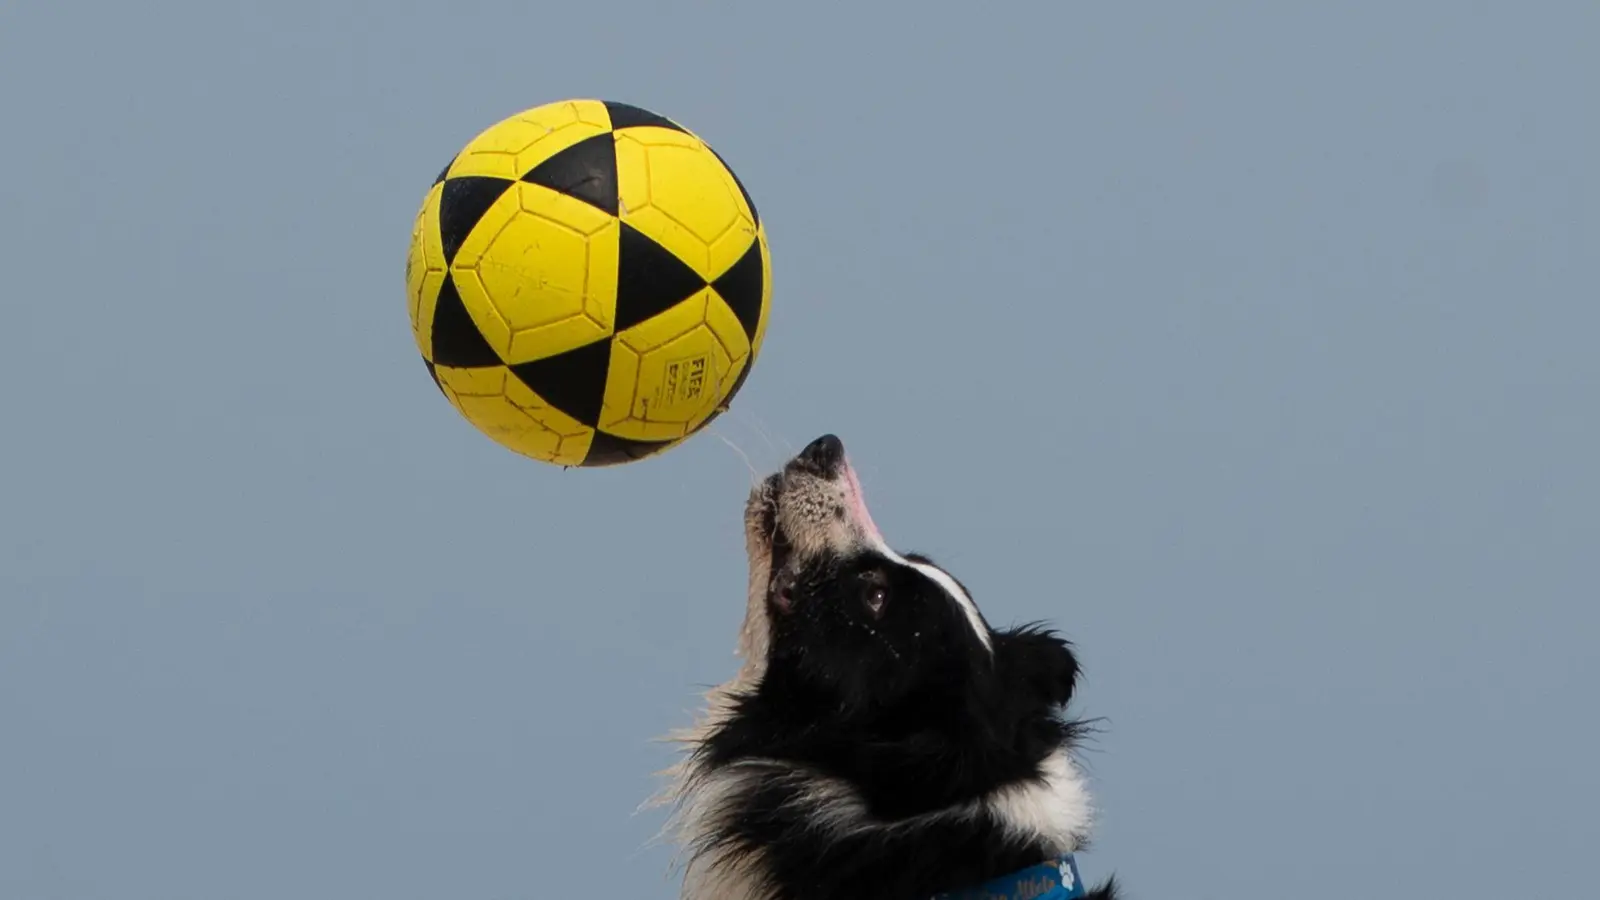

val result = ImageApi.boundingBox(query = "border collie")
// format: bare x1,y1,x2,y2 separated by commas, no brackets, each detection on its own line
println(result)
657,434,1119,900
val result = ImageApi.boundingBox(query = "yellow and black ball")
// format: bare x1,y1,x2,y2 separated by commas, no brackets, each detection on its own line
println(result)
405,99,772,467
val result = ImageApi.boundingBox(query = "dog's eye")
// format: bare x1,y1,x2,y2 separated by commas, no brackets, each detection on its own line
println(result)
863,587,888,618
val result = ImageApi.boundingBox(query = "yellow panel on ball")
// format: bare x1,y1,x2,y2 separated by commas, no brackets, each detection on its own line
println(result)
442,186,521,356
704,286,754,371
614,128,754,281
453,183,621,365
445,99,612,181
405,183,448,359
749,225,774,351
601,290,732,441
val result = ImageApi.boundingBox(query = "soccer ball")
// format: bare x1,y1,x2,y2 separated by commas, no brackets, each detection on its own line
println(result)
405,99,772,467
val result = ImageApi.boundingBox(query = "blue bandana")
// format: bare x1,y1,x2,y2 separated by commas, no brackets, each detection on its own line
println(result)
932,854,1088,900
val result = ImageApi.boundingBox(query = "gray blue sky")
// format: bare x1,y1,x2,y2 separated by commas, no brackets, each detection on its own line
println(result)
1,2,1595,898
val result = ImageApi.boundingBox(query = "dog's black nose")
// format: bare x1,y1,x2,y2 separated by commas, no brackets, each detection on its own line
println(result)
795,433,845,475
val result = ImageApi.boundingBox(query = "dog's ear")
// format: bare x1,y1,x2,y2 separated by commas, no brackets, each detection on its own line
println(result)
994,625,1081,709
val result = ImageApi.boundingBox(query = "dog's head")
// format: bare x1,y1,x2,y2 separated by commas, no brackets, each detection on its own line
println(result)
737,434,1079,720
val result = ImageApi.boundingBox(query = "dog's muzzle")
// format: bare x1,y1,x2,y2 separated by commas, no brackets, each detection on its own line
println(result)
748,434,889,611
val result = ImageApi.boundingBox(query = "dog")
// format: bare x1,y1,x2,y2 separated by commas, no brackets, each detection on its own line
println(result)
657,434,1120,900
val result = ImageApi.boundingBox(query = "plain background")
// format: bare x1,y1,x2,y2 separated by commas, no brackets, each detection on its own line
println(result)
2,2,1595,898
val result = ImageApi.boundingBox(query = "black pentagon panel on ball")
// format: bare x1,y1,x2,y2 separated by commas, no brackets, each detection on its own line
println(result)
520,132,620,216
438,176,515,264
602,101,687,134
506,337,613,429
582,430,678,467
429,274,503,369
614,222,710,332
711,240,766,343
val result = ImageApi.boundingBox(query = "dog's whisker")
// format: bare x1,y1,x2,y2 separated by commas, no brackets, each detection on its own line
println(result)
731,407,793,461
706,426,760,487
